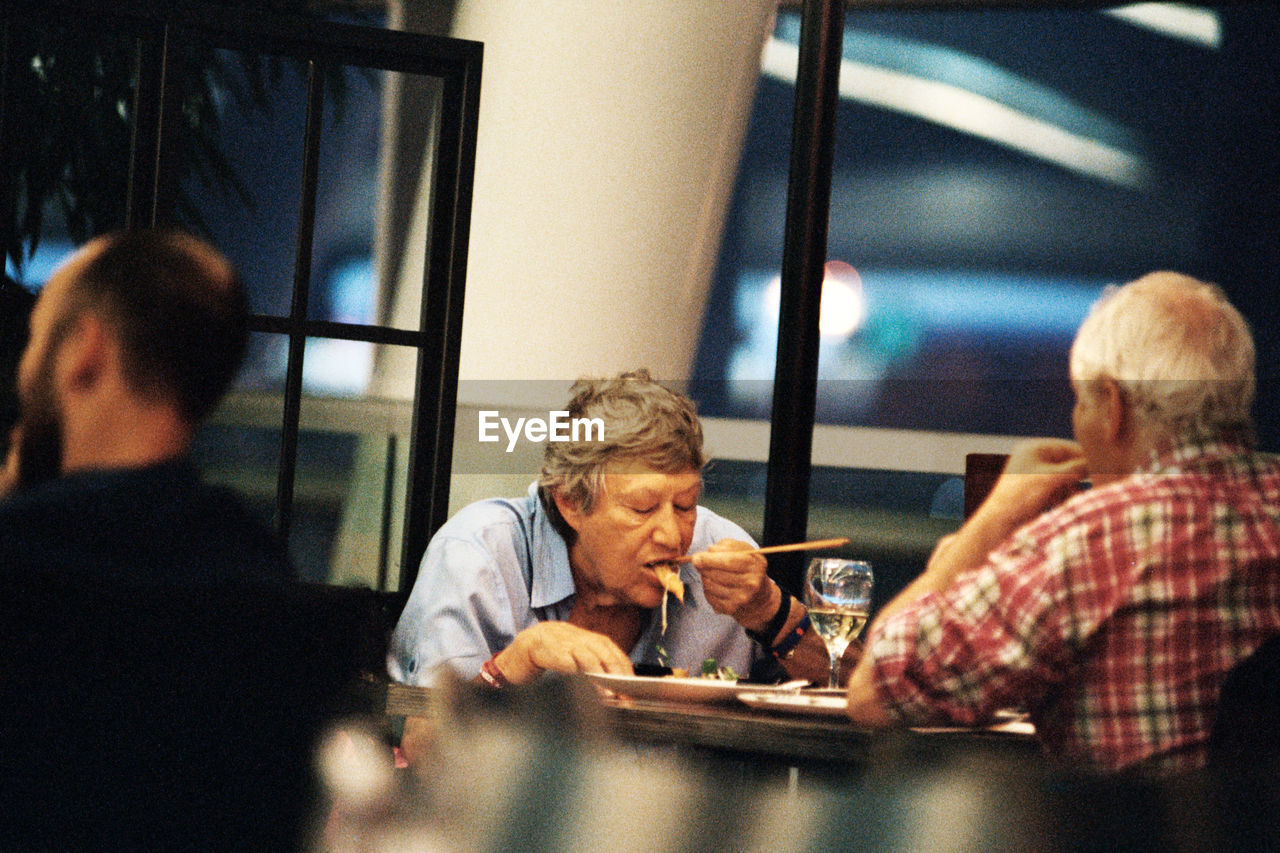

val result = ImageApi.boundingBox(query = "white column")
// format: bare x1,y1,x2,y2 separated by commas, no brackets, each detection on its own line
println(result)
384,0,776,392
334,2,776,585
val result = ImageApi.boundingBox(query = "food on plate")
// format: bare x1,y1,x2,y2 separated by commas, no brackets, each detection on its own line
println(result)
699,658,739,681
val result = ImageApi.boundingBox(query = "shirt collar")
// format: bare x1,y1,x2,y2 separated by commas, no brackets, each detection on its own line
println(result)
526,482,578,609
1139,433,1254,476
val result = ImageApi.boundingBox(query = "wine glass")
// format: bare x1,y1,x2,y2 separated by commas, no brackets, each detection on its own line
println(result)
804,558,873,689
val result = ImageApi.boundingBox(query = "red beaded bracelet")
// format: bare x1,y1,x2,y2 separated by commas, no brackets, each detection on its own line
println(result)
478,655,509,688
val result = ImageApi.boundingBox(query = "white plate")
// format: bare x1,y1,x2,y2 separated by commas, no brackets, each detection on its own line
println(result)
586,672,750,704
736,691,849,717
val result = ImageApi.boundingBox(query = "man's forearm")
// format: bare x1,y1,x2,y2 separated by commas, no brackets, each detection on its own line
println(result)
847,409,1087,725
871,508,1008,629
845,509,1007,725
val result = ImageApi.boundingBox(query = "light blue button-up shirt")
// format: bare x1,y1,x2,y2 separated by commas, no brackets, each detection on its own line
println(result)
387,484,760,685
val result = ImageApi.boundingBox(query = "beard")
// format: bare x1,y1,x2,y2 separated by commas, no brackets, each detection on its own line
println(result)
13,357,64,492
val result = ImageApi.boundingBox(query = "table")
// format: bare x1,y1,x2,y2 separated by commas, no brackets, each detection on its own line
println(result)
371,676,1038,778
604,695,1038,783
602,695,872,765
350,678,1274,850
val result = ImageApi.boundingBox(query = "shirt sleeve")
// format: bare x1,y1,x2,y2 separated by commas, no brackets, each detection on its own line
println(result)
867,515,1083,726
386,532,523,686
692,507,758,552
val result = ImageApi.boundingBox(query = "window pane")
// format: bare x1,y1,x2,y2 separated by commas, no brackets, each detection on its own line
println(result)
172,46,307,320
196,332,285,542
310,68,444,336
200,333,415,587
307,63,381,327
298,340,416,589
192,420,283,538
289,428,387,585
702,3,1280,602
197,331,286,552
704,3,1275,441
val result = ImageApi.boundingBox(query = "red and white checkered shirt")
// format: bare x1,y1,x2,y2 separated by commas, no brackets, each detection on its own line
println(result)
868,440,1280,773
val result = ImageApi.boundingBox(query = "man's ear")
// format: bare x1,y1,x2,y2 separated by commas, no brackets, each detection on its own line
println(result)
552,489,586,533
55,314,111,396
1098,376,1129,443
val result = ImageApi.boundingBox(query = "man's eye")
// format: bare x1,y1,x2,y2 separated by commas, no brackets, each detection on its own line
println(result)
675,504,696,513
632,505,657,515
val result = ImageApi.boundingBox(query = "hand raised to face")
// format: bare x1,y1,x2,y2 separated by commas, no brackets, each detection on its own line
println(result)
690,538,779,634
978,438,1089,535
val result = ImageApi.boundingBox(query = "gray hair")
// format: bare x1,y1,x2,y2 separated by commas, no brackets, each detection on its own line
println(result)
1069,271,1255,446
538,370,706,541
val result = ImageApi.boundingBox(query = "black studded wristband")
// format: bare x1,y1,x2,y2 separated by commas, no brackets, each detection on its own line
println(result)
746,588,792,648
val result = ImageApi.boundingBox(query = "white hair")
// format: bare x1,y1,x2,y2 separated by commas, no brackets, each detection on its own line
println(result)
1069,271,1255,445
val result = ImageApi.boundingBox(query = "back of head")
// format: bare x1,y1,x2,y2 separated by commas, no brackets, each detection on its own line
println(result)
68,229,248,425
538,369,705,539
1069,272,1256,446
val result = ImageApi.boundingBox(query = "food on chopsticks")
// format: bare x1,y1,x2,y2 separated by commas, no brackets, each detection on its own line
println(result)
652,561,684,602
648,564,737,681
649,559,684,635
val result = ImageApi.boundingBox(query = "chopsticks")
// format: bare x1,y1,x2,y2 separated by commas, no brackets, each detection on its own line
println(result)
674,537,850,563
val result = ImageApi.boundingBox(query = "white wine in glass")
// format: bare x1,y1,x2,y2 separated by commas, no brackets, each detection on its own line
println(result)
809,607,868,648
804,558,873,688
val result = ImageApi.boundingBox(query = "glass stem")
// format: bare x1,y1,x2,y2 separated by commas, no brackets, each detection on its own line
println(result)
828,648,841,689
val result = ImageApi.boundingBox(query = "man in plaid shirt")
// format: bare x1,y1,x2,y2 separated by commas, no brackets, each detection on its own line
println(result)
845,272,1280,773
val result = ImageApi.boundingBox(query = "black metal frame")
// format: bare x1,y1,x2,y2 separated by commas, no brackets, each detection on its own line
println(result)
1,0,481,593
765,0,846,597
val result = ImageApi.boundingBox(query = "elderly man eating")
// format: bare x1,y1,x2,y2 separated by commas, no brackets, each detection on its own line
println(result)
846,272,1280,774
389,370,833,695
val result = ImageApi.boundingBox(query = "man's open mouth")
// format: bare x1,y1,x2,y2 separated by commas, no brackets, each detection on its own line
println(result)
646,559,685,602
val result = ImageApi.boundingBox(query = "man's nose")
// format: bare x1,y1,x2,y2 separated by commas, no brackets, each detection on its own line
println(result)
650,504,681,549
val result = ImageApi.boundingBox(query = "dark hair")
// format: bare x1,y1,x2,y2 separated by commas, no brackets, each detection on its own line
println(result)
68,229,248,424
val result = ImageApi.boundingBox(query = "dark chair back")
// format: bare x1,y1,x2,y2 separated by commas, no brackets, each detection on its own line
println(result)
0,576,380,850
964,453,1009,518
1208,633,1280,770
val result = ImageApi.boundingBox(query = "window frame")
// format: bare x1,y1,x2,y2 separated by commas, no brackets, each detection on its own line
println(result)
4,0,482,594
